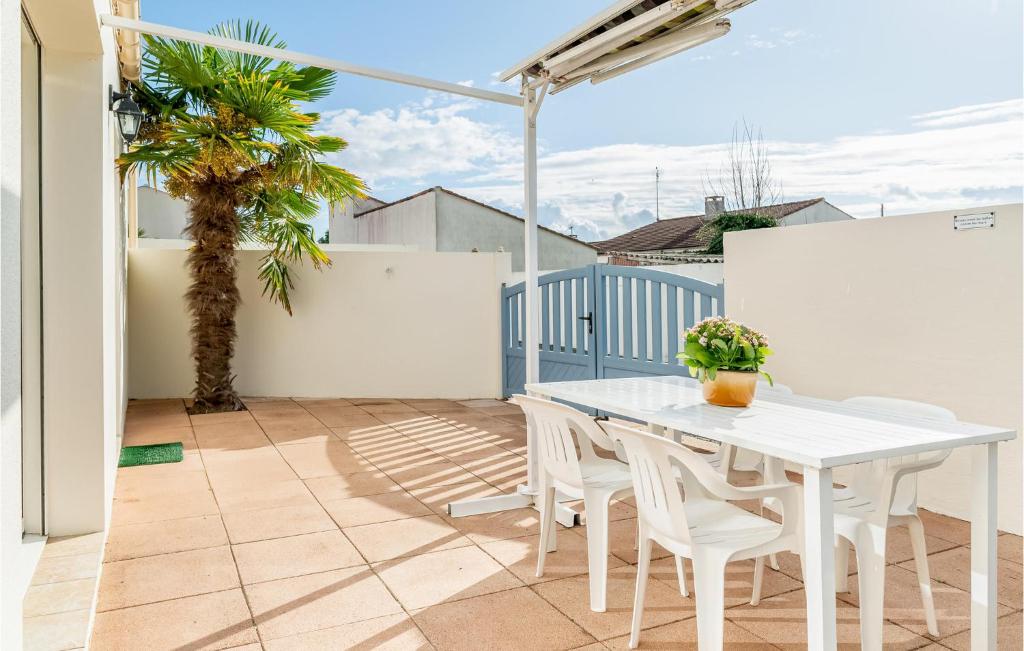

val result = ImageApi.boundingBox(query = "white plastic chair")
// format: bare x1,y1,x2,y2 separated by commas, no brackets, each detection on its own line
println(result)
512,395,635,612
830,396,953,647
603,421,802,650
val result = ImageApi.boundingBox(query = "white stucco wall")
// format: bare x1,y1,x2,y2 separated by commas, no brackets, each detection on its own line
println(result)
128,249,511,400
137,185,188,239
434,191,598,272
328,195,386,244
778,200,853,226
349,191,437,250
725,204,1023,534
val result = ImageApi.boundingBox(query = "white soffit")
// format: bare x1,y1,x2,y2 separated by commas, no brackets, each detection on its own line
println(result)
500,0,755,93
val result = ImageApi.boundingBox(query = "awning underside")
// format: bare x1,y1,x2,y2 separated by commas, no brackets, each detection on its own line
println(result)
501,0,753,93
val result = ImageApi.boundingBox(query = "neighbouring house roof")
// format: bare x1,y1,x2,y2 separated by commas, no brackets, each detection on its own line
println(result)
591,197,826,254
353,186,598,250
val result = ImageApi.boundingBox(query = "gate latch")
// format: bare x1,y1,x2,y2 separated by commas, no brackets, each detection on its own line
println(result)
577,312,593,335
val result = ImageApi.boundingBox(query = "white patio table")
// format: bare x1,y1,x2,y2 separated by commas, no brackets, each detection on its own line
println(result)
525,375,1015,650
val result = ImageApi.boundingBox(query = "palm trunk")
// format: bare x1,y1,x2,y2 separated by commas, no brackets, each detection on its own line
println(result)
184,181,244,413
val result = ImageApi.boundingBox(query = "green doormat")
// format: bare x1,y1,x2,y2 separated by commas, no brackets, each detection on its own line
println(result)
118,442,184,468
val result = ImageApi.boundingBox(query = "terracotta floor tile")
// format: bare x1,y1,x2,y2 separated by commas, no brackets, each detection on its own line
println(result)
461,453,529,490
648,555,803,607
304,470,401,501
113,470,211,504
917,509,972,546
999,533,1023,564
938,610,1022,651
726,588,926,650
261,423,334,446
412,586,595,651
105,515,227,561
97,546,239,611
294,398,354,407
277,440,373,478
343,515,472,562
309,410,385,428
355,442,447,471
31,553,100,585
604,617,774,650
233,531,364,584
24,608,90,651
222,503,336,544
385,461,479,489
263,613,432,650
883,525,961,565
407,480,503,516
90,588,258,650
189,410,257,426
41,532,105,559
401,399,464,410
533,565,694,641
214,479,318,514
330,423,399,442
838,564,1014,640
443,507,545,545
244,566,402,641
457,399,511,409
322,491,432,527
360,402,423,415
369,412,438,428
896,545,1023,610
123,425,197,450
374,545,523,610
479,531,626,585
23,579,96,617
574,518,671,565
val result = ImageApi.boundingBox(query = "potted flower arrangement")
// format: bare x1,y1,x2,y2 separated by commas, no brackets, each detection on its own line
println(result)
676,316,773,407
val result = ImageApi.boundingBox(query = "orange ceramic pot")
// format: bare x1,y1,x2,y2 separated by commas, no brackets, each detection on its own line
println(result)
702,370,758,407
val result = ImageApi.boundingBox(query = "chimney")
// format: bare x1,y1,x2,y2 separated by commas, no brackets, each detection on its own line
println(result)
704,195,725,221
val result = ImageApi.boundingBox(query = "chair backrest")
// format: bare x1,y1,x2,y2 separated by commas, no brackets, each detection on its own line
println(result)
842,396,956,512
602,421,733,545
511,395,617,489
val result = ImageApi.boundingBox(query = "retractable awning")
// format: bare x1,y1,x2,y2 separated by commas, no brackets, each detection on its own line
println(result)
500,0,749,94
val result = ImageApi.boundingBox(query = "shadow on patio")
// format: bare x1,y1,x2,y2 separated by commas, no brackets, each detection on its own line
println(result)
85,398,1023,650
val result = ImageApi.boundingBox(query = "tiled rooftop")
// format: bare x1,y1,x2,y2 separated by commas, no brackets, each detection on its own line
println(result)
72,398,1022,650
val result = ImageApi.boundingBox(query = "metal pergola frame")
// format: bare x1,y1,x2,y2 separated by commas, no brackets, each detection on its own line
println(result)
99,0,742,537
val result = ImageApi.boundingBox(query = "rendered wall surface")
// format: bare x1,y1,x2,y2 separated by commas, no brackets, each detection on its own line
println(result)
129,249,511,400
725,204,1023,533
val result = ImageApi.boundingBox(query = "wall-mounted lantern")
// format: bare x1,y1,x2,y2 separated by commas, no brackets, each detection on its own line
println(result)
109,85,144,144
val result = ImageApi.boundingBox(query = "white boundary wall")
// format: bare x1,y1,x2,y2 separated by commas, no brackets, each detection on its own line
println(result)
725,204,1022,533
129,249,511,400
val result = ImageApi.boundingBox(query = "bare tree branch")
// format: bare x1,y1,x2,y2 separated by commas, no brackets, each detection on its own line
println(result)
702,119,783,217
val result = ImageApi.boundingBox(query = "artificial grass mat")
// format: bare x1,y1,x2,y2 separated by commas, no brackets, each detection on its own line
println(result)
118,442,183,468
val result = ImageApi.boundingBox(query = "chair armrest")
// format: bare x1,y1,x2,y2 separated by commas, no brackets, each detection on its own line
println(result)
877,449,951,517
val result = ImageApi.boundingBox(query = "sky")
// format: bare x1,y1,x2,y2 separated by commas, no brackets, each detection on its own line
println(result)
141,0,1024,241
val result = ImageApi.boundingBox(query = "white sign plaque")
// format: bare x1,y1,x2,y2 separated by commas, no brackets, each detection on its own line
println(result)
953,212,995,230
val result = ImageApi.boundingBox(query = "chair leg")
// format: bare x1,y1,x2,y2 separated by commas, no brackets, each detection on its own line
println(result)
853,525,888,651
907,516,940,637
582,488,611,612
769,553,779,571
535,484,556,578
629,532,653,649
751,556,765,605
835,535,851,592
692,555,727,651
674,555,689,597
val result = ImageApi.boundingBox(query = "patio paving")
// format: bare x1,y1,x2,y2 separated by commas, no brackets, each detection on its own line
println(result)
82,397,1023,650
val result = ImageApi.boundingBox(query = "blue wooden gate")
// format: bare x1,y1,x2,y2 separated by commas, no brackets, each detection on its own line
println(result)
502,265,724,397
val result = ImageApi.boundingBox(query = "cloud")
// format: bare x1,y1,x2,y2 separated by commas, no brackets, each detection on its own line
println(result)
319,96,1023,239
317,97,519,186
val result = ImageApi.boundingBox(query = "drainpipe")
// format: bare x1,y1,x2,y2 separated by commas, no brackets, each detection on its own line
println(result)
113,0,141,82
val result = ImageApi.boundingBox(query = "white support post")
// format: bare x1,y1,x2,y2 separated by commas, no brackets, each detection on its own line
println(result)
971,442,998,649
447,77,577,529
803,466,837,651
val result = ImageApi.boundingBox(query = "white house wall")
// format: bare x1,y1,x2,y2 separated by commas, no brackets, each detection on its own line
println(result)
137,185,188,238
779,201,853,226
434,191,597,272
725,204,1023,534
351,191,436,250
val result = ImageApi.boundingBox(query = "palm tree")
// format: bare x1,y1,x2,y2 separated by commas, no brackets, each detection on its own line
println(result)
120,21,364,413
